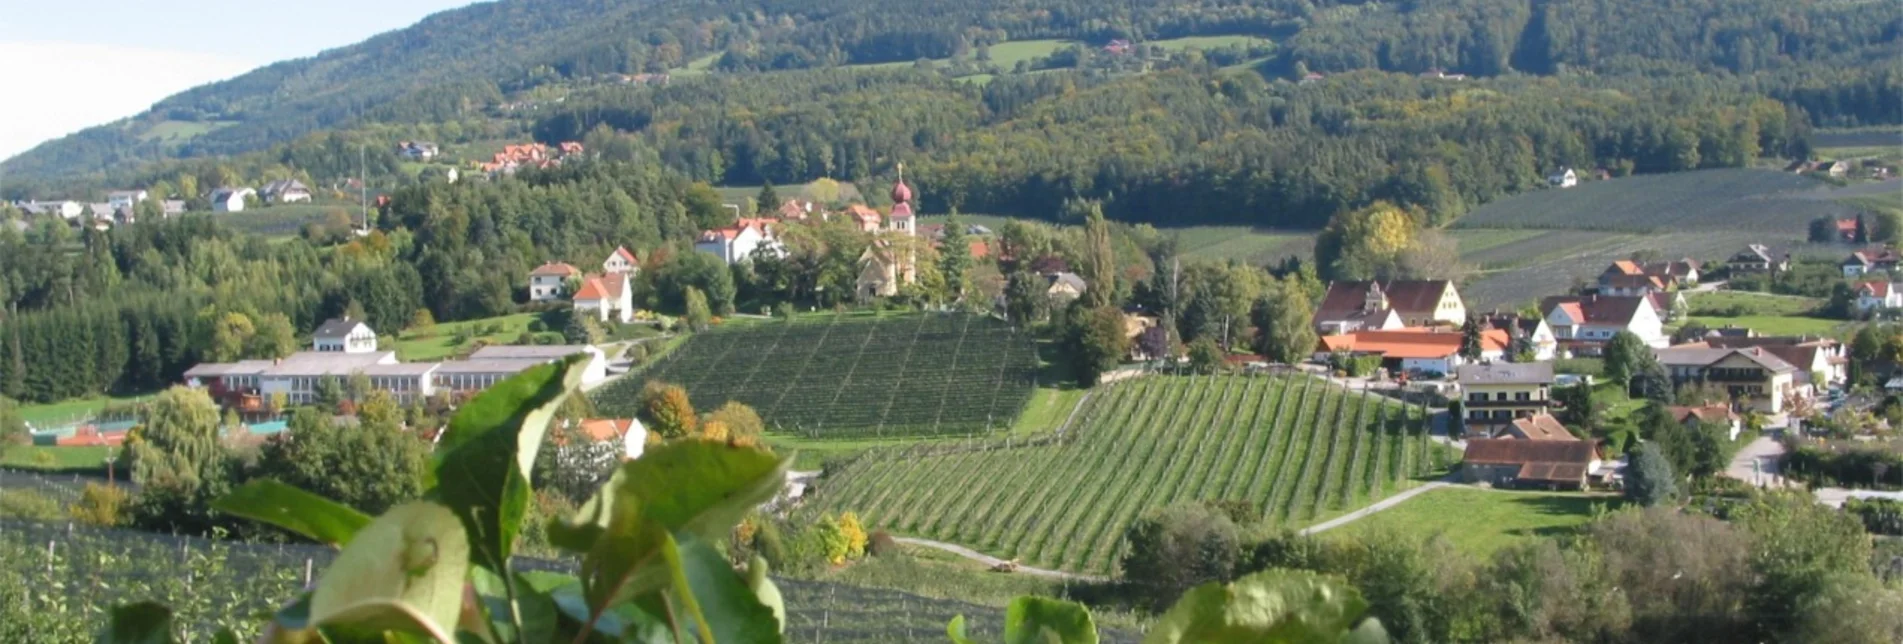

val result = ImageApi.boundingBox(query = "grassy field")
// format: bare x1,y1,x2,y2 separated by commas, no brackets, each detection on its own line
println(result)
980,39,1072,68
1150,35,1269,51
1687,291,1820,317
1172,226,1316,262
592,313,1039,439
392,312,544,361
1340,487,1618,556
809,374,1449,574
1685,315,1844,337
1455,168,1859,233
18,393,151,426
0,445,113,472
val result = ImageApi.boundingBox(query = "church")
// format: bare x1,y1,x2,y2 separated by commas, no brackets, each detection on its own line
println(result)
856,166,922,300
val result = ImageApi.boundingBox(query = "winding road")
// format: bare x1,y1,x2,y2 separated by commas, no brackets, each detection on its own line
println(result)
893,537,1107,582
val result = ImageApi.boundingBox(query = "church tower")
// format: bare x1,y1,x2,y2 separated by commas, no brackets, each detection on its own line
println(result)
888,163,916,237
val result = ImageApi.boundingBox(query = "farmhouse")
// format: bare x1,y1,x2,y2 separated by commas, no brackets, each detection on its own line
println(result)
1500,413,1575,440
1653,345,1802,414
1461,439,1598,490
1841,248,1900,278
603,246,640,274
312,317,378,353
1044,272,1087,306
1315,280,1465,333
696,218,782,265
1547,168,1578,188
210,187,255,212
1316,327,1507,375
1700,335,1847,386
528,262,582,301
18,200,84,219
1456,362,1556,436
1541,294,1667,355
1478,313,1558,361
260,179,312,204
1596,259,1697,297
1856,281,1903,312
574,272,634,323
1667,404,1743,441
1727,244,1789,273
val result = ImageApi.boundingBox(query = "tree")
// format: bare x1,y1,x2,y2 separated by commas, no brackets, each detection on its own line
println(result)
207,311,255,362
410,308,437,332
1459,315,1484,361
1625,443,1679,507
1874,209,1903,244
1855,213,1869,244
1121,502,1240,610
127,387,235,534
640,381,697,438
0,395,24,460
837,511,868,559
1554,382,1601,433
1632,358,1675,404
683,286,713,332
1603,331,1650,387
1187,338,1224,374
247,312,298,359
756,181,780,213
1808,216,1838,243
703,401,764,446
252,405,429,516
1079,202,1116,309
564,313,606,345
939,215,972,298
1249,279,1317,365
1063,305,1130,386
1314,201,1417,280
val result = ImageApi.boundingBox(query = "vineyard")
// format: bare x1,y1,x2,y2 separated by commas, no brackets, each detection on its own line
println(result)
0,517,1118,643
1452,168,1859,234
592,313,1040,439
807,374,1449,575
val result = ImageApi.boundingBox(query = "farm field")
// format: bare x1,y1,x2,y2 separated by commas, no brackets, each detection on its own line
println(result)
392,312,544,361
592,313,1039,438
0,446,112,473
809,374,1448,575
1684,314,1844,338
0,517,1076,643
205,202,353,237
1338,488,1619,556
1453,168,1861,233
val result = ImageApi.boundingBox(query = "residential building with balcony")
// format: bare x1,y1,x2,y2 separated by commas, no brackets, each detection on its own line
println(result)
1455,362,1556,436
1653,346,1802,413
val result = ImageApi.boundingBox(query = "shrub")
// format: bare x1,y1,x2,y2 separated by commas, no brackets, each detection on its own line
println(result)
528,319,548,333
1121,502,1241,609
0,488,65,521
868,530,900,557
755,518,789,571
838,511,868,559
1555,357,1605,377
68,482,129,527
815,514,850,565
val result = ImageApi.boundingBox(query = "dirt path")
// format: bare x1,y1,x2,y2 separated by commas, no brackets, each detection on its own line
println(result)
1297,480,1454,536
893,537,1107,582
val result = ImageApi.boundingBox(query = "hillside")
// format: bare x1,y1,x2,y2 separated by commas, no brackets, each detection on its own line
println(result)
808,373,1446,574
590,313,1040,438
4,0,1896,191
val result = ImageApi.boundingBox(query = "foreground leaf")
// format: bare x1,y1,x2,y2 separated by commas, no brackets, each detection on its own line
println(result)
99,602,175,644
430,355,586,575
664,534,783,644
1004,596,1098,644
214,479,372,547
1142,569,1379,644
309,501,471,642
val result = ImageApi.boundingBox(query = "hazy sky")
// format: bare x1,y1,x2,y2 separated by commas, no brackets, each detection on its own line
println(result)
0,0,483,162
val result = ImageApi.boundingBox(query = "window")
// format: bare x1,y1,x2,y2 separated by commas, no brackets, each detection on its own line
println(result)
1469,393,1487,402
1495,392,1508,401
1469,410,1486,420
1514,392,1530,402
1491,410,1511,420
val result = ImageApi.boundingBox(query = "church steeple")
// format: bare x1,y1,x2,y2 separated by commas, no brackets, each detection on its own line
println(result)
891,162,913,205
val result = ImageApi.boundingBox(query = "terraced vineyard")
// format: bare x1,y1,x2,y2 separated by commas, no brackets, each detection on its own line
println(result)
809,374,1444,575
591,313,1039,438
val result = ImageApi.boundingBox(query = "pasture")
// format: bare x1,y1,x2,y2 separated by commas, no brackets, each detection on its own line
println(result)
392,312,545,361
809,374,1448,575
1454,168,1859,233
591,313,1040,438
1684,315,1844,338
1338,487,1618,556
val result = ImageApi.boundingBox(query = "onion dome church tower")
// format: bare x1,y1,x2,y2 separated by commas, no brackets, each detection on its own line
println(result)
888,163,916,237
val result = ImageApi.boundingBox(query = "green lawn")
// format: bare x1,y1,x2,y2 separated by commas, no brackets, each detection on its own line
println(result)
984,39,1073,68
1,445,113,473
18,394,151,426
1593,382,1647,423
1685,315,1843,337
393,313,544,361
1148,35,1269,51
1341,487,1618,556
672,54,721,76
1687,291,1820,317
1006,387,1086,437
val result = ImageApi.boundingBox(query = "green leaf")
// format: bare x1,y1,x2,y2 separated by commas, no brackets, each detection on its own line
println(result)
746,556,786,634
214,479,373,547
665,534,783,644
309,501,471,642
948,615,976,644
1004,596,1098,644
472,568,561,643
211,630,240,644
429,355,587,575
1142,570,1376,644
99,602,175,644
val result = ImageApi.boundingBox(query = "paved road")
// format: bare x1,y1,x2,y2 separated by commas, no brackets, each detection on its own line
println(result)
1297,480,1453,536
1724,434,1791,488
893,537,1106,582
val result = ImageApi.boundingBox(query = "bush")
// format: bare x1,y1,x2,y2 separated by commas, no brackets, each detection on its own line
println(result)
68,482,128,527
867,530,900,557
528,319,548,333
816,514,851,565
1121,502,1240,609
0,488,65,521
1555,358,1605,377
838,511,868,559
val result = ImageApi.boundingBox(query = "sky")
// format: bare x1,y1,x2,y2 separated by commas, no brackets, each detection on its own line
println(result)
0,0,482,161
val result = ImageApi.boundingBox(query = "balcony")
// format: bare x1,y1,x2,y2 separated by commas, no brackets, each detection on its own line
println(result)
1462,398,1551,409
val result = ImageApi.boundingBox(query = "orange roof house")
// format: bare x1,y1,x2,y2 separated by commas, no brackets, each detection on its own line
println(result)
1317,327,1508,374
529,262,581,278
1503,414,1577,441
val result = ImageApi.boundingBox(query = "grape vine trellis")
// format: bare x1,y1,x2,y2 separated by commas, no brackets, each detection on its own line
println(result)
810,374,1448,575
590,313,1039,438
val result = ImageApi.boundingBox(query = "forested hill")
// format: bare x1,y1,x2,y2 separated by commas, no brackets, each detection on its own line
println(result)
3,0,1897,186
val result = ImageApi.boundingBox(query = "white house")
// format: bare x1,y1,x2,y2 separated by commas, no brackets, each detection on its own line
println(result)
574,273,634,323
211,187,255,213
107,190,148,211
261,179,313,204
695,219,781,265
1856,282,1903,312
604,246,639,274
312,317,379,353
528,262,582,301
1481,313,1559,361
1842,249,1900,278
1547,168,1578,188
1315,280,1465,333
1540,294,1666,356
19,200,83,219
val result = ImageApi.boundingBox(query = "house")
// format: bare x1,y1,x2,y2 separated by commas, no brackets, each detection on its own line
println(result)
1727,244,1789,273
604,246,640,274
397,141,439,161
1501,413,1576,441
1315,280,1465,334
260,179,312,204
572,418,648,460
1667,404,1743,441
1456,362,1556,435
1540,294,1667,355
1841,248,1901,278
1856,281,1903,312
163,200,186,216
777,199,821,221
1701,335,1847,386
1547,168,1578,188
574,273,634,323
1826,160,1851,178
1643,259,1701,286
184,351,425,406
210,187,255,212
1653,345,1802,413
1103,39,1133,55
847,204,882,233
695,219,781,265
1833,218,1861,242
1316,327,1508,376
1044,272,1087,306
1597,259,1699,296
1461,439,1598,490
855,241,916,300
106,190,148,211
19,200,83,219
312,317,378,353
528,262,582,301
1478,313,1558,361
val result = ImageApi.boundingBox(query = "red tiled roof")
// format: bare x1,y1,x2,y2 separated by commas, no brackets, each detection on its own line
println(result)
1507,414,1577,441
848,204,881,224
1607,260,1643,276
1318,327,1507,359
574,276,608,300
578,418,636,442
1668,404,1737,425
530,262,581,277
613,246,638,263
1862,281,1893,297
1541,295,1650,325
1463,438,1595,466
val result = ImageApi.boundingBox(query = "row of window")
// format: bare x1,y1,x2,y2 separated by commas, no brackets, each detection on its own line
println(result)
1467,391,1543,402
1467,410,1520,420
